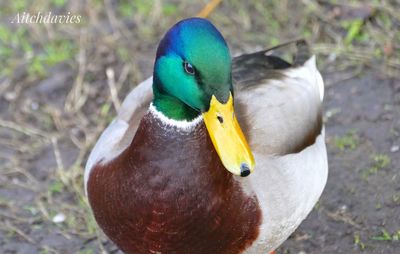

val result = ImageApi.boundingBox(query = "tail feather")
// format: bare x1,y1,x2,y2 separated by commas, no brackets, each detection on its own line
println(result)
232,39,312,85
293,39,310,66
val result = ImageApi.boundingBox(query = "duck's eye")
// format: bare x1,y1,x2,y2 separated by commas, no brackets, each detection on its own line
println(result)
183,62,195,75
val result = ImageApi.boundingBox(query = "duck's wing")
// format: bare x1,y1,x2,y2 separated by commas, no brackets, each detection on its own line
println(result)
233,40,324,155
84,77,153,190
232,41,327,253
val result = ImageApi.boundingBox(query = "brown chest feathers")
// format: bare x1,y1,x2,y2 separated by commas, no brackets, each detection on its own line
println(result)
87,113,262,254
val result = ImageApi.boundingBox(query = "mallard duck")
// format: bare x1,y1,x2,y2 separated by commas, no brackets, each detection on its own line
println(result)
85,18,328,254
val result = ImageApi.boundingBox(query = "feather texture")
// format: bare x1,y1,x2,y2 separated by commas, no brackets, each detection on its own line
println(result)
84,41,328,253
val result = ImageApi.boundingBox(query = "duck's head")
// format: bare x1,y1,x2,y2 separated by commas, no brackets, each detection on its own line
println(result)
153,17,254,177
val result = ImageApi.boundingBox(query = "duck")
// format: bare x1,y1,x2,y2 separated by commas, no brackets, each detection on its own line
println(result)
84,17,328,254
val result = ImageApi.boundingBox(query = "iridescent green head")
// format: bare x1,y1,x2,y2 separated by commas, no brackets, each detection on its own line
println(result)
153,17,232,120
152,18,255,177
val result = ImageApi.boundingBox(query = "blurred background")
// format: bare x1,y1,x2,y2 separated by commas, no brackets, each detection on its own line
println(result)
0,0,399,253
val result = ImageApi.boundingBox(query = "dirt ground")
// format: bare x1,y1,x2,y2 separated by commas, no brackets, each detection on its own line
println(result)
0,1,399,254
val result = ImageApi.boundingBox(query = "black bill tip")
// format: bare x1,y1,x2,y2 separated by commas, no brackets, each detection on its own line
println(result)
240,163,251,177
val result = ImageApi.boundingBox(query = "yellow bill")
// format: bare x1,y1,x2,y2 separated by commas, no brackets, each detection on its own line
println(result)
202,93,255,176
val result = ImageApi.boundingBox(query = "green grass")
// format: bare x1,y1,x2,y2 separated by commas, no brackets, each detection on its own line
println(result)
118,1,135,17
371,229,392,241
27,39,76,77
362,153,391,180
343,19,365,45
163,3,178,16
334,130,359,151
117,0,154,18
392,193,400,204
371,154,391,169
49,180,64,195
77,249,95,254
353,233,366,250
371,229,400,242
52,0,66,8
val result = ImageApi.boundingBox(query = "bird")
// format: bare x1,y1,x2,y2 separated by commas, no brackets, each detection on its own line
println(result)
84,17,328,254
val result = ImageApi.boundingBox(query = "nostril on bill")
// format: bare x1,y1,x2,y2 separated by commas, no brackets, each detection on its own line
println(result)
240,163,251,177
217,115,224,124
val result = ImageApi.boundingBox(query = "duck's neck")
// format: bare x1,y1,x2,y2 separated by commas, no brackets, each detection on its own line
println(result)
152,84,200,121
